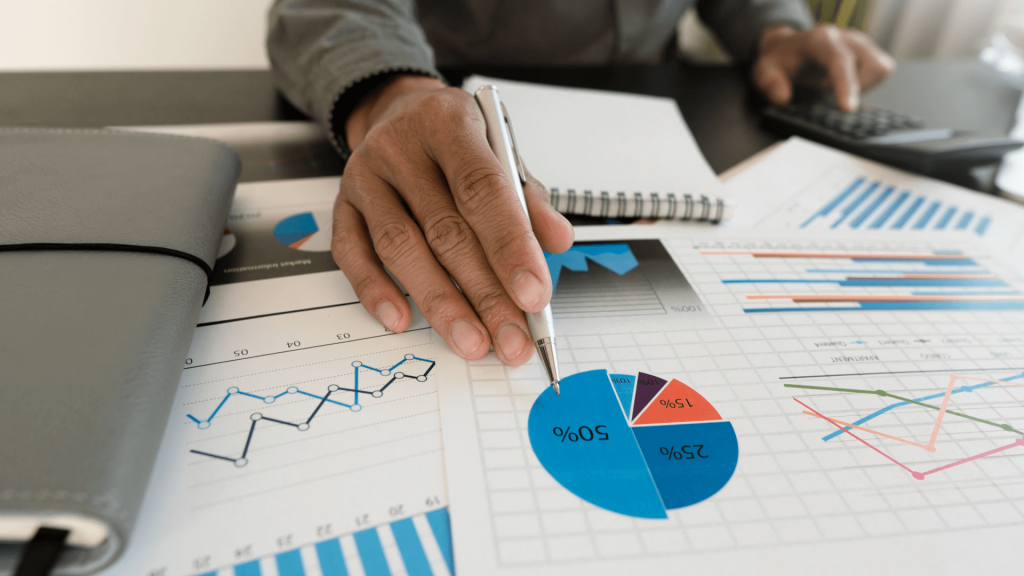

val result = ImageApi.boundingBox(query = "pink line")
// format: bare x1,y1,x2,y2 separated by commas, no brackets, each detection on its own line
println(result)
924,374,958,451
921,438,1024,477
793,398,918,477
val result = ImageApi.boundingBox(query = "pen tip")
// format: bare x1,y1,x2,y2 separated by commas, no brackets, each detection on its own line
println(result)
552,381,560,395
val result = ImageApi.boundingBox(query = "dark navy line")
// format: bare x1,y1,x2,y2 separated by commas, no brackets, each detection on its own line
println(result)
335,386,374,395
241,420,258,458
306,390,332,424
380,377,399,392
196,301,362,328
189,449,237,463
423,363,435,377
261,416,299,427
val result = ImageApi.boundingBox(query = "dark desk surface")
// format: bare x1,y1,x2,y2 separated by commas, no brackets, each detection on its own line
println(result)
1,59,1019,185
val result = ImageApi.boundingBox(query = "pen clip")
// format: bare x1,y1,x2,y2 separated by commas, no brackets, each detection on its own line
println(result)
501,102,528,186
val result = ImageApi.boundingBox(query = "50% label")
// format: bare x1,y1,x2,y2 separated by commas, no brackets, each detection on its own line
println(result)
553,425,609,442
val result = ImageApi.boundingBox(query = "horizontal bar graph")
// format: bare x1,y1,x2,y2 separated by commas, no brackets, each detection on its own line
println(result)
702,248,1023,313
799,176,993,236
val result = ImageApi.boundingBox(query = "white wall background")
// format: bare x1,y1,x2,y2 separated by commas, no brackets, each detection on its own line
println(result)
0,0,274,71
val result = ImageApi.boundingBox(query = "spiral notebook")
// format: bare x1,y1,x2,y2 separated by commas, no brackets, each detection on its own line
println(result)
461,76,728,221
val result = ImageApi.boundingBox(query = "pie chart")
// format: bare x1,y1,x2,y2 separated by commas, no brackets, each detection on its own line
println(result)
528,369,738,518
273,210,333,251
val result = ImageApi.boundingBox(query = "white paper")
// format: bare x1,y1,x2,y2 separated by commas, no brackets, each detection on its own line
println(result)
724,137,1024,257
461,75,724,199
106,179,455,576
436,223,1024,575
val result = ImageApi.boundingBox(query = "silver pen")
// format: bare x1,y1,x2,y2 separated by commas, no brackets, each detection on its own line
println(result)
474,85,561,395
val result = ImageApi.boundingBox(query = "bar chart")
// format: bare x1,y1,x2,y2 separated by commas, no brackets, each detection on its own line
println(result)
702,248,1024,313
202,510,453,576
799,176,992,234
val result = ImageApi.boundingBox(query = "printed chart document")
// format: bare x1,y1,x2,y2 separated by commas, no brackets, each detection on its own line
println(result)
435,224,1024,575
460,75,724,200
108,177,454,576
724,137,1024,257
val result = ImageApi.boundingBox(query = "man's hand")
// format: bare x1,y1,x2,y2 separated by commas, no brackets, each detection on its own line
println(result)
334,75,575,365
754,24,896,112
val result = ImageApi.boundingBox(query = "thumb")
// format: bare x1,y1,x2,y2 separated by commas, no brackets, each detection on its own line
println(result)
754,58,793,105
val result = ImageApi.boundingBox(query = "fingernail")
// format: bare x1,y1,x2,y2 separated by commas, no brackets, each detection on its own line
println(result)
450,319,486,358
770,85,787,103
511,270,546,310
847,92,860,110
496,324,530,361
376,300,402,331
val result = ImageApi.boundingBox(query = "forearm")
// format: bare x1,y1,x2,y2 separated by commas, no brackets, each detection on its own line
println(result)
696,0,815,62
266,0,442,155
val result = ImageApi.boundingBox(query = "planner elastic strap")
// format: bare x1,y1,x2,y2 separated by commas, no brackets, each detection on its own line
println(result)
0,243,213,304
13,528,69,576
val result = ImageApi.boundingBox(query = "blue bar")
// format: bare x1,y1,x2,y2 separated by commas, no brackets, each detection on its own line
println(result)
802,176,864,227
744,302,1024,312
807,269,987,274
353,528,392,576
391,518,433,576
913,201,941,229
891,196,924,229
956,211,974,230
832,181,878,228
911,290,1020,295
276,550,305,576
869,191,909,229
198,573,217,576
848,258,976,266
235,561,262,576
838,279,1008,287
850,185,894,228
426,509,454,576
935,206,957,229
976,216,992,235
859,301,1024,311
315,539,349,576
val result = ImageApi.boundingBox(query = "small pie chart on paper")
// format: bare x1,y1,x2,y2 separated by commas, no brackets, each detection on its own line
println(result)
273,210,333,251
528,370,738,518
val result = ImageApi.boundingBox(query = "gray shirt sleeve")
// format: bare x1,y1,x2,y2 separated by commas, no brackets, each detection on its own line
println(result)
266,0,442,155
697,0,815,62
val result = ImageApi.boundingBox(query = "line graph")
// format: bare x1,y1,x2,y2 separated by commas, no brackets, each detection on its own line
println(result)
787,371,1024,480
188,354,436,467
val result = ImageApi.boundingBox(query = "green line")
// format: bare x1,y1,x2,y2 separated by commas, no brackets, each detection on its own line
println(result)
784,383,1023,435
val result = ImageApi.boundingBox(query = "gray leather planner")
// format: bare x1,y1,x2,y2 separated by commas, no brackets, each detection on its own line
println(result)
0,129,239,574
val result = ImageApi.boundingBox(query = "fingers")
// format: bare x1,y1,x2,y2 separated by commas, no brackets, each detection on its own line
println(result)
331,198,412,333
333,164,491,361
523,171,574,254
844,30,897,91
753,57,796,106
428,95,555,314
389,161,537,365
805,25,861,111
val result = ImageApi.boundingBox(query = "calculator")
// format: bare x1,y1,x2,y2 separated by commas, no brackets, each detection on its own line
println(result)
761,98,1022,174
